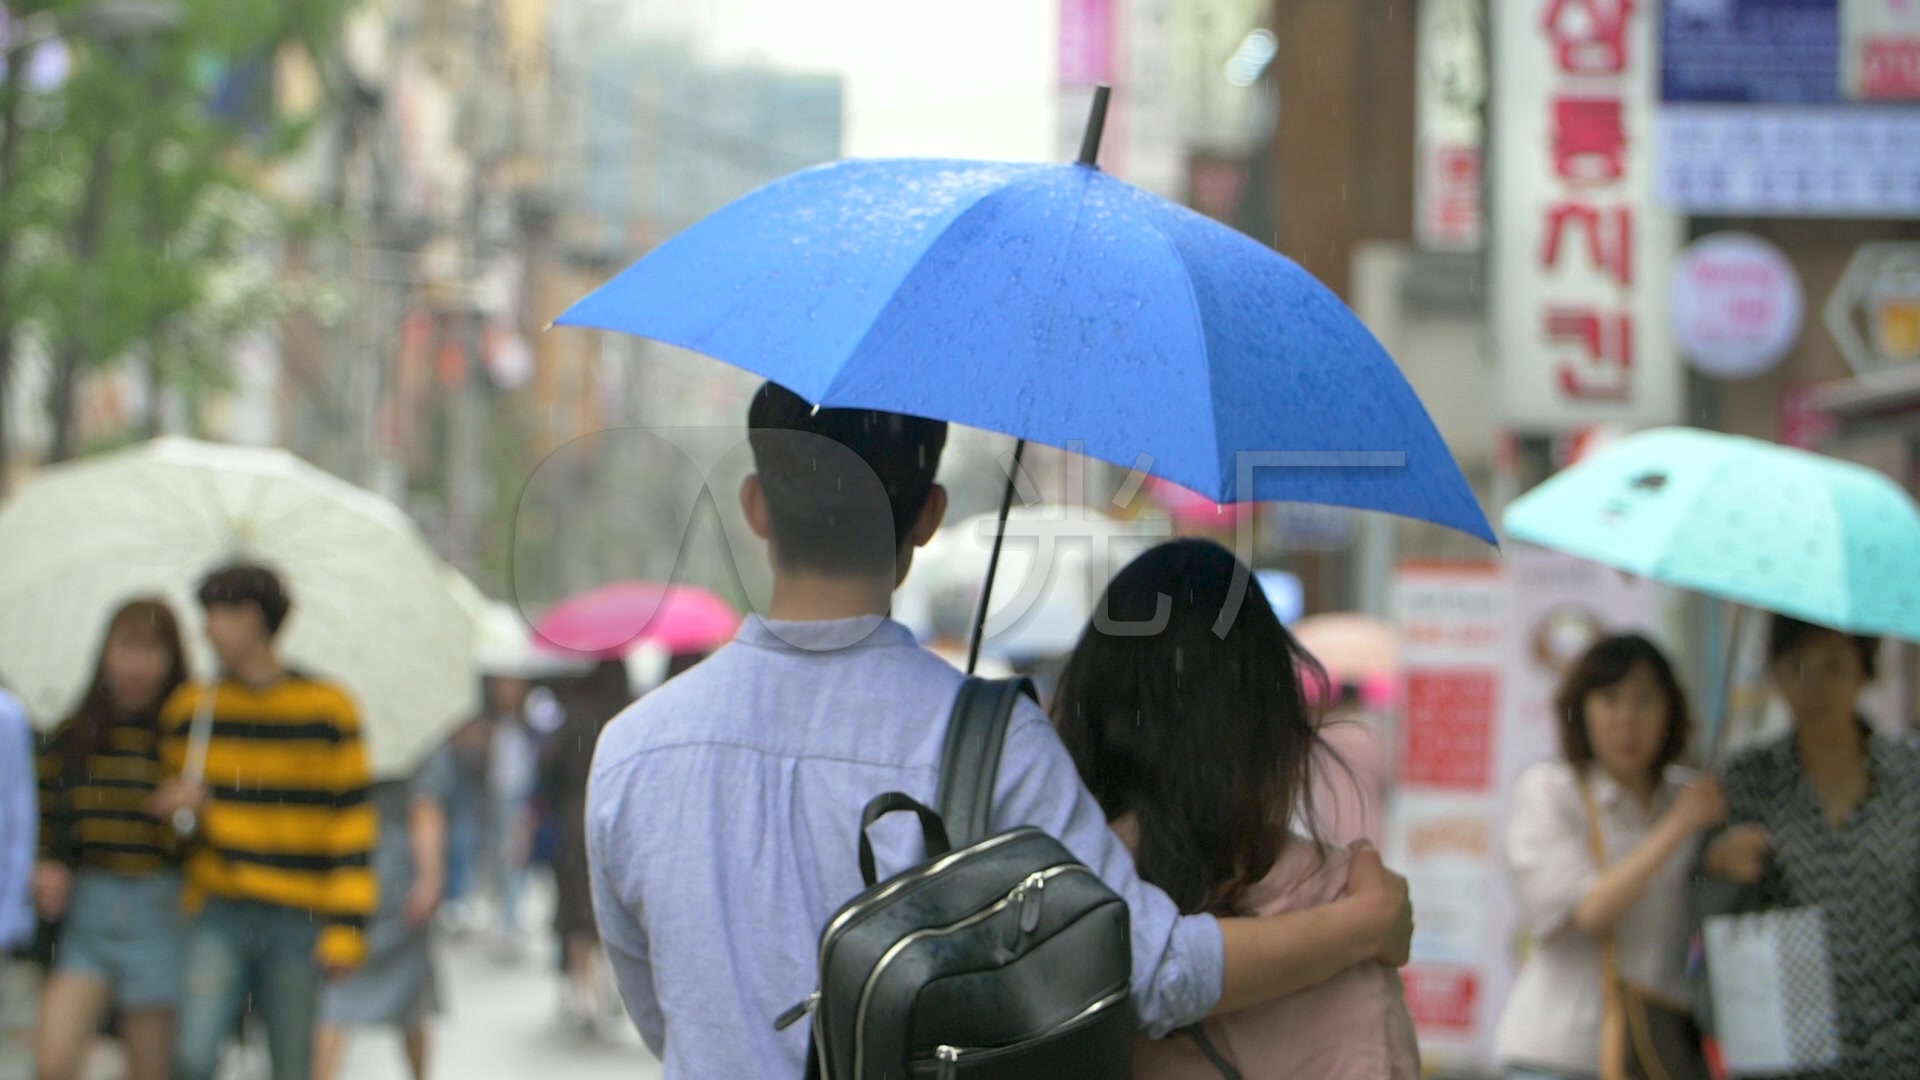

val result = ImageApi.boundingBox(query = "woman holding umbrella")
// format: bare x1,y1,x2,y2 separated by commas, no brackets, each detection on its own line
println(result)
1703,616,1920,1074
31,599,190,1080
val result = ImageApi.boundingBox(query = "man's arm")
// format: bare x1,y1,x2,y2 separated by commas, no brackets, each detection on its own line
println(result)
586,759,666,1054
0,703,36,947
404,747,457,927
1213,843,1408,1015
992,709,1406,1035
317,691,377,971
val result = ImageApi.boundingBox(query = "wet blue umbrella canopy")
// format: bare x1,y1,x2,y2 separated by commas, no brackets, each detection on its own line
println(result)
559,138,1491,544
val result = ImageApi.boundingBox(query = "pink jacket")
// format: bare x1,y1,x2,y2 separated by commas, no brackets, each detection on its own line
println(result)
1130,839,1421,1080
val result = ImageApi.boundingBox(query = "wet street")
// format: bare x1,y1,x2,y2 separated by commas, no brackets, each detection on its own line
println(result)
0,883,664,1080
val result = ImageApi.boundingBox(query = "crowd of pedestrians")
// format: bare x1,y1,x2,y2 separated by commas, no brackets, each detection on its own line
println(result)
1,377,1915,1080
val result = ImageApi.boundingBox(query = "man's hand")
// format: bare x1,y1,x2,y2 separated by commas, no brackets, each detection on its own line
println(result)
1345,841,1414,967
32,861,72,920
146,779,208,822
405,875,444,929
1705,824,1772,885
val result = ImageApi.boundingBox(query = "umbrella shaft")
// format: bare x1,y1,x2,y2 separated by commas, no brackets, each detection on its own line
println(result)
968,439,1028,675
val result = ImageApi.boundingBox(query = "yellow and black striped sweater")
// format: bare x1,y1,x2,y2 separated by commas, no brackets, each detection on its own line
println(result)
38,718,178,875
159,675,377,968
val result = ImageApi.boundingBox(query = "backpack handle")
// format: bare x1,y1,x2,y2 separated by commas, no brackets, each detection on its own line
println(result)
858,792,951,888
936,676,1037,849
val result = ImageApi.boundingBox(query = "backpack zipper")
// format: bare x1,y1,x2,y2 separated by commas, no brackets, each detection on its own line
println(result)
792,828,1039,1064
853,863,1093,1077
931,983,1128,1077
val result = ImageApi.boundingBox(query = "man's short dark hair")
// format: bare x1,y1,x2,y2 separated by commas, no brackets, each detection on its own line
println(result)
1767,614,1879,680
747,381,947,577
197,563,292,638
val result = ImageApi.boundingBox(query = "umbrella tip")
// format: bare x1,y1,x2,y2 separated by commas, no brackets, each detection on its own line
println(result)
1077,86,1112,167
542,319,556,332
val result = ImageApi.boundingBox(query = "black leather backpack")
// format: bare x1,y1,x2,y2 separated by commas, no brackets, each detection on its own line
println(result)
777,676,1134,1078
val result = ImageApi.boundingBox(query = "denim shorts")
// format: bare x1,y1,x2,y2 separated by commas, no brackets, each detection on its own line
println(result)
56,870,185,1008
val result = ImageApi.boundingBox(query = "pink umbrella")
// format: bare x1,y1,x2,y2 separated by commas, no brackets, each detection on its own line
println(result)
1148,477,1256,530
533,581,741,660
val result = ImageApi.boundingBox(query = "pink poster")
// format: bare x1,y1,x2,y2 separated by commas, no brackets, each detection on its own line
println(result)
1057,0,1113,85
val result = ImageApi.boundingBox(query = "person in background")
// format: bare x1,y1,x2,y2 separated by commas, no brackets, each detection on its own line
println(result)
313,744,455,1080
147,564,378,1080
483,675,539,955
1054,539,1420,1079
1495,635,1725,1080
1703,616,1919,1074
438,712,489,933
31,600,190,1080
540,658,630,1033
923,582,1014,678
0,681,34,1019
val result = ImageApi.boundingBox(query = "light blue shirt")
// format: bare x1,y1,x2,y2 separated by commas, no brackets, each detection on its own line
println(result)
587,616,1225,1077
0,690,37,950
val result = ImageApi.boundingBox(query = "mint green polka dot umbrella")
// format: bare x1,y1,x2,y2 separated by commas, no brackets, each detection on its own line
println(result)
1502,427,1920,641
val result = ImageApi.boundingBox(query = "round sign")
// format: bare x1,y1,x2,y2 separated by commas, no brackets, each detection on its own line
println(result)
1671,233,1804,379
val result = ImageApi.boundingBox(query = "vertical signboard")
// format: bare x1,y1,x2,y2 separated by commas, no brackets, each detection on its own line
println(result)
1415,0,1486,251
1388,561,1508,1067
1493,0,1684,430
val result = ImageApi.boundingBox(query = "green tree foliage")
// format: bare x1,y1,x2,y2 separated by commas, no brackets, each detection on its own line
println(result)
0,0,354,473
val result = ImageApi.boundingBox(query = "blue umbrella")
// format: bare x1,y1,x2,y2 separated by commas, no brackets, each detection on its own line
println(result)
557,92,1490,546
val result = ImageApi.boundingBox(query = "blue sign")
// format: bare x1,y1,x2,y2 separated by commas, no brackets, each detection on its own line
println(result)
1661,0,1843,104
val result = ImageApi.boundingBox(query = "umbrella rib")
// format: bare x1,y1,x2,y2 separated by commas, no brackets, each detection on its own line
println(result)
1135,208,1227,498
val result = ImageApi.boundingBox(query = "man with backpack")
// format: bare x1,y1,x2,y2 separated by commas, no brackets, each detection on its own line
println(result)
586,382,1415,1077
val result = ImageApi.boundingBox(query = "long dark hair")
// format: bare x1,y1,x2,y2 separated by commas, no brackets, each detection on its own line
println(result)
1052,540,1331,916
59,599,189,784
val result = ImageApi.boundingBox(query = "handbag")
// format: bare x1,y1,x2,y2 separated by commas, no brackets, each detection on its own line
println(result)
1577,777,1713,1080
1701,908,1842,1076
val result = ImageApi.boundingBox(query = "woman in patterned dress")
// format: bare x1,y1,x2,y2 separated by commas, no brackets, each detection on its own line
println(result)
1704,615,1920,1074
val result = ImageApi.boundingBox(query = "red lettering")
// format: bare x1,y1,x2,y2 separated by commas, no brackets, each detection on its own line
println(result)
1540,202,1633,286
1552,97,1625,185
1547,308,1633,400
1543,0,1634,75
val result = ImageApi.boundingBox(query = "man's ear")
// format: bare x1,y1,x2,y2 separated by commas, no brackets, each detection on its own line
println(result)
741,474,772,542
909,484,948,549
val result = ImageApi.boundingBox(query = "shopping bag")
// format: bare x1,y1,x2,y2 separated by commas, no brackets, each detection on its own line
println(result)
1701,908,1842,1076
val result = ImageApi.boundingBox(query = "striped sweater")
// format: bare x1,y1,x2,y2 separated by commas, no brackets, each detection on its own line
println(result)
38,716,178,875
159,674,377,968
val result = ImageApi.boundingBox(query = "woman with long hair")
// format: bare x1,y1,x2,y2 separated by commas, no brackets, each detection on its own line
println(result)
1053,539,1418,1078
1495,635,1724,1079
32,599,191,1080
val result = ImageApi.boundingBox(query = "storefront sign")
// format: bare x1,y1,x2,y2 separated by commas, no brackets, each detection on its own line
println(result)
1671,233,1805,379
1389,561,1508,1065
1416,0,1486,252
1824,242,1920,375
1493,0,1683,429
1658,1,1920,215
1844,0,1920,100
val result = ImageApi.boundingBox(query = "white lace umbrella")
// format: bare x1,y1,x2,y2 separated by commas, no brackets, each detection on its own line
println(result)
0,438,477,775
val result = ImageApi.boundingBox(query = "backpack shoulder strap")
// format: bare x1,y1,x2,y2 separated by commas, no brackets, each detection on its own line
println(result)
936,676,1037,850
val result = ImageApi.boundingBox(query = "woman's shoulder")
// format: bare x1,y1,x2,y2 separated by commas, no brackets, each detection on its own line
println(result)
1514,759,1583,802
1238,835,1353,916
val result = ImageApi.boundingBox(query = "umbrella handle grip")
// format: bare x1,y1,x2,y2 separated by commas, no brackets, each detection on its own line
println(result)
171,808,197,838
